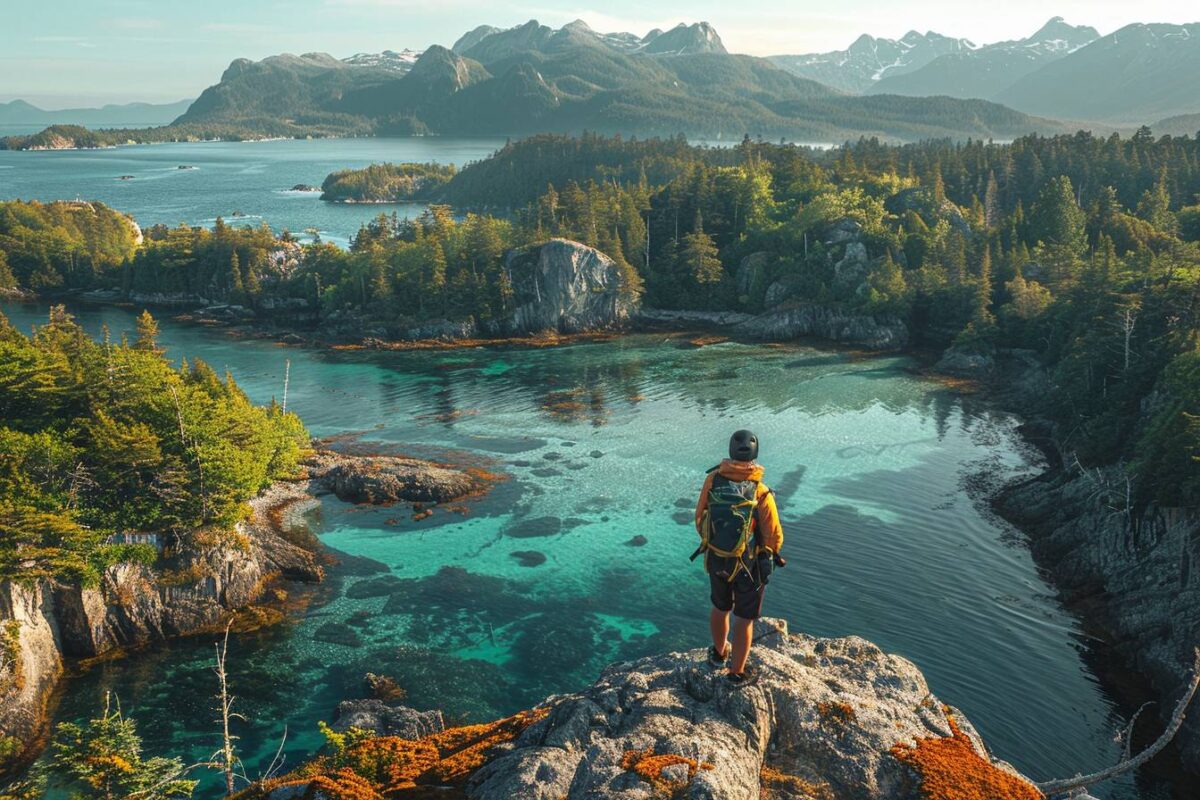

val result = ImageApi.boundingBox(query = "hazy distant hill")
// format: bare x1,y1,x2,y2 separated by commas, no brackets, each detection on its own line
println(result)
180,52,395,127
0,98,192,128
171,18,1059,142
772,17,1200,125
1156,111,1200,136
868,17,1098,100
994,23,1200,124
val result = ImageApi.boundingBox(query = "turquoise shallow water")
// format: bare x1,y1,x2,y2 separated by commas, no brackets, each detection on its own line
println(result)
0,138,505,248
0,299,1170,799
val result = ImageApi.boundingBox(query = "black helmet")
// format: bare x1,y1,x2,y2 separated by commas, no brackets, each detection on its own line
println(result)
729,429,759,462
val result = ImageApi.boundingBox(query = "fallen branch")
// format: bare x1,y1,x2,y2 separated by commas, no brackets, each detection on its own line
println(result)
1036,647,1200,796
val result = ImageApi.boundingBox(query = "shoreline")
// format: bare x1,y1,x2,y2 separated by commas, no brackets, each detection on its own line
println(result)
2,294,1190,792
0,478,328,780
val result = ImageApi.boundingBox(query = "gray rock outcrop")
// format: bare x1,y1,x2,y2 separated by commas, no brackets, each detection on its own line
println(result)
997,470,1200,771
468,618,1030,799
734,303,908,349
500,239,639,334
305,450,481,504
331,699,445,739
935,347,995,377
0,483,322,767
0,582,63,760
636,304,907,350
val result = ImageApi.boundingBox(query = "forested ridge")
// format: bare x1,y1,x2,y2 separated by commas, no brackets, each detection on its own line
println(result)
2,129,1198,506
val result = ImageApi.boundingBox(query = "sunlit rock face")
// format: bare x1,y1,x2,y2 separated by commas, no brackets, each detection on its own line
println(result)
468,619,1034,800
501,239,640,335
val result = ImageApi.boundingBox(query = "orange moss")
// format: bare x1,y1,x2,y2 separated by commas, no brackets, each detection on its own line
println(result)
620,748,714,797
300,768,384,799
816,701,856,728
462,465,508,486
687,335,729,347
759,765,834,800
422,708,548,783
890,717,1042,800
246,708,548,799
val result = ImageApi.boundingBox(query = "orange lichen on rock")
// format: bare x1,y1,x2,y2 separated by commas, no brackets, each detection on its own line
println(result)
243,707,547,800
621,748,714,797
422,707,548,783
890,717,1042,800
816,701,856,727
759,765,835,800
302,768,386,799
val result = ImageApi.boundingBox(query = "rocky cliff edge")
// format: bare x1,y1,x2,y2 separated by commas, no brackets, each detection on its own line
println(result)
250,619,1040,800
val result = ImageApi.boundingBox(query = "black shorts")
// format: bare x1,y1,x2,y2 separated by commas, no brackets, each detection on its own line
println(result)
708,567,765,621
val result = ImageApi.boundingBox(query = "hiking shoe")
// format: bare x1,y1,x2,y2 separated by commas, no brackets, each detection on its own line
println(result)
726,667,759,688
708,645,730,667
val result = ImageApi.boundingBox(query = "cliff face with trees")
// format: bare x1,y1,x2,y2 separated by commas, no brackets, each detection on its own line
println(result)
0,308,315,772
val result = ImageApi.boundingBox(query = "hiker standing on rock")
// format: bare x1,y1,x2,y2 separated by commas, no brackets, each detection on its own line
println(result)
692,430,785,686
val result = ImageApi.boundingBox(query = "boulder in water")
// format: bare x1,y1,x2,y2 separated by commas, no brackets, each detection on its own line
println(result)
331,698,444,739
307,450,482,504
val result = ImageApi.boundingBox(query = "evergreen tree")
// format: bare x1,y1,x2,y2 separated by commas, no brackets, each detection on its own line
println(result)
39,695,196,799
227,251,243,297
983,171,1001,228
972,245,995,327
680,212,722,285
1136,168,1177,235
865,252,910,314
133,310,163,355
0,250,14,289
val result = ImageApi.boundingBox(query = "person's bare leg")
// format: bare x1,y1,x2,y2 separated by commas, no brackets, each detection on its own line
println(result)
709,607,730,657
729,616,754,674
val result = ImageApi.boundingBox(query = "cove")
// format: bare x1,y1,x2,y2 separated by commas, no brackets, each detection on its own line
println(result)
0,299,1168,799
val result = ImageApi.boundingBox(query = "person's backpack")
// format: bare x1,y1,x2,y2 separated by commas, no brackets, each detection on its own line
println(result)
693,473,759,573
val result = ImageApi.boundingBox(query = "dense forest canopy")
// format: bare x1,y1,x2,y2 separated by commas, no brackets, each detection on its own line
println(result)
0,200,140,290
0,307,309,586
1,129,1197,506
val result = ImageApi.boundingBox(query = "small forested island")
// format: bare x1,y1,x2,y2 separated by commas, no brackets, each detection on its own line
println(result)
320,162,457,203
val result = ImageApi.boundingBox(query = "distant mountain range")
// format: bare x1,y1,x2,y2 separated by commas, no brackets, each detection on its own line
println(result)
769,30,976,95
167,18,1055,142
0,98,192,128
771,17,1200,124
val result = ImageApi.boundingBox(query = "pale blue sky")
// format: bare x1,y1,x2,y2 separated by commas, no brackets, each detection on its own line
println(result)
2,0,1196,107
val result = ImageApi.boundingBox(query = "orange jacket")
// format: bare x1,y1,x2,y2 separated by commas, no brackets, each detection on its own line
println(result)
694,459,784,554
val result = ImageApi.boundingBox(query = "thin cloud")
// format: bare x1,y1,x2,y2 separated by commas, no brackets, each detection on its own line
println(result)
32,35,97,49
202,22,276,34
113,17,164,30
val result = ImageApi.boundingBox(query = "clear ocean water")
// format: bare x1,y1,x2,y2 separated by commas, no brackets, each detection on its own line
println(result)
0,298,1169,799
0,138,506,248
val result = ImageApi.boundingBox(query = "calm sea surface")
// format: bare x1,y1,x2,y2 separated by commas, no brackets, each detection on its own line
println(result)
0,137,1172,798
0,138,506,247
0,297,1168,800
